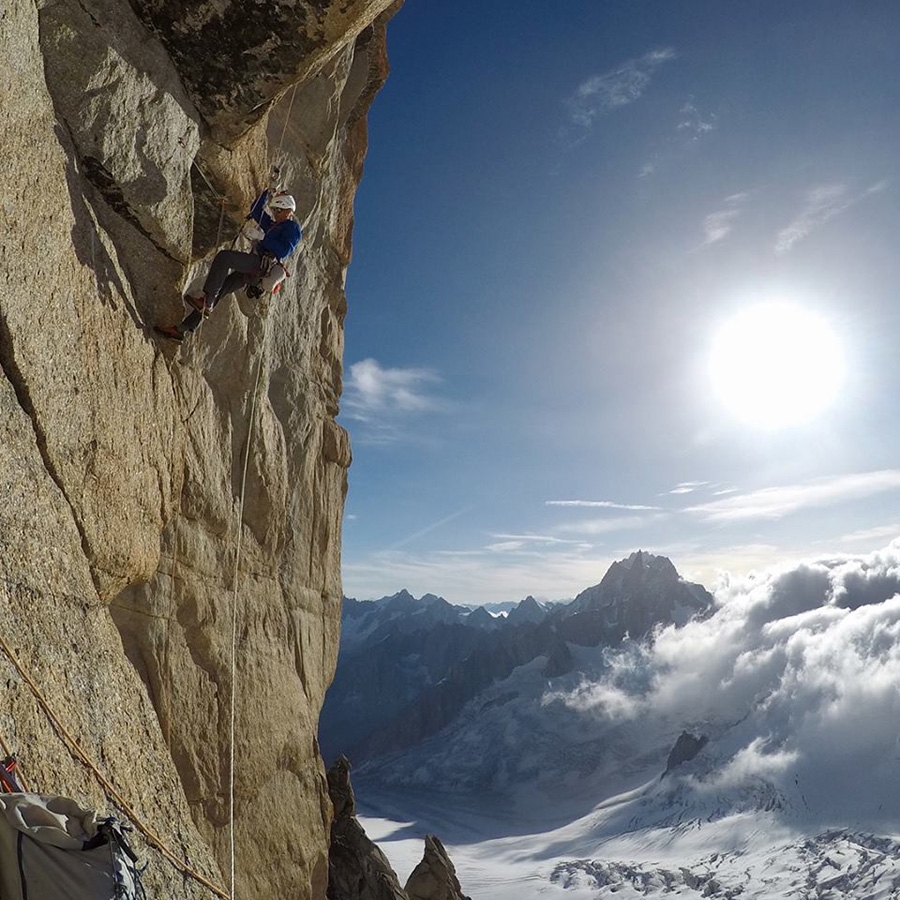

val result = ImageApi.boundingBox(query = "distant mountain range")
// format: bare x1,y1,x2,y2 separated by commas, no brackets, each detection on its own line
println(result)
323,544,900,899
320,551,712,765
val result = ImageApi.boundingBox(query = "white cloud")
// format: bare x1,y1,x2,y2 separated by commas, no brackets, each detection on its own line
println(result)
699,191,749,247
669,481,710,495
685,470,900,522
829,524,900,545
677,100,716,138
484,540,529,553
344,358,441,416
555,513,669,536
775,179,889,255
562,48,676,145
342,358,447,444
490,533,587,545
702,209,740,246
546,500,663,511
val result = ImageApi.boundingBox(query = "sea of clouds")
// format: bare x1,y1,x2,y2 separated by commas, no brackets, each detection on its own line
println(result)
550,542,900,828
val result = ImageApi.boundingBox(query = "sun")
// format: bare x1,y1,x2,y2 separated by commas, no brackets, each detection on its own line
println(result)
709,302,845,429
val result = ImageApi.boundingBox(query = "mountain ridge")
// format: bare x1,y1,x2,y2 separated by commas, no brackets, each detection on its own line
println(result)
321,551,714,764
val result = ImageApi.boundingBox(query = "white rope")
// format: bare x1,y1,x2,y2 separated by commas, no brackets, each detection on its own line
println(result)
227,312,271,900
277,83,300,159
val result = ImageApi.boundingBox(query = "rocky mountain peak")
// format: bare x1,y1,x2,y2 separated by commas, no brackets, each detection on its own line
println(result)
326,759,470,900
384,589,418,611
405,835,472,900
571,551,705,613
556,551,712,646
507,594,548,626
465,606,500,629
663,731,709,777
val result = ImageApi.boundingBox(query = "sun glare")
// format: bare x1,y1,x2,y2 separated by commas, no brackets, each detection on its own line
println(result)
709,302,845,429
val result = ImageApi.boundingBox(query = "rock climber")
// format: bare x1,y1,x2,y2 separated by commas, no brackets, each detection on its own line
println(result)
156,189,302,341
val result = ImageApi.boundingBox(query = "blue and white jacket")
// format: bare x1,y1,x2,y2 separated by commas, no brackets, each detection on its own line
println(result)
248,191,302,262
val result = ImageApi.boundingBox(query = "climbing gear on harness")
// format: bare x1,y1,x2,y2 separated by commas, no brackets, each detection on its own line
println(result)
0,758,22,793
260,261,288,295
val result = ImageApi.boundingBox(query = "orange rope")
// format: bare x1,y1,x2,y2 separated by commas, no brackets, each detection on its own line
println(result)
0,631,230,899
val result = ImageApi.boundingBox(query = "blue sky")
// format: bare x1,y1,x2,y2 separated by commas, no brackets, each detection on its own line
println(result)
338,0,900,605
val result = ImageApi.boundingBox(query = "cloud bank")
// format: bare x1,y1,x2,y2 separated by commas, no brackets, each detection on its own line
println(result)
550,543,900,825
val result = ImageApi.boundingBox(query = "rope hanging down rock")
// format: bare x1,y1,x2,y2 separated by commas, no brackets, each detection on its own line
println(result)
228,310,272,900
0,628,231,899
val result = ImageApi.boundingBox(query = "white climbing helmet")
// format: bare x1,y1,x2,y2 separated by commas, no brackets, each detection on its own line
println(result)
269,191,296,211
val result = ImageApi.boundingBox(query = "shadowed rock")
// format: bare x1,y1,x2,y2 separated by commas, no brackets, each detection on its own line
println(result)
663,731,709,777
405,835,472,900
327,756,408,900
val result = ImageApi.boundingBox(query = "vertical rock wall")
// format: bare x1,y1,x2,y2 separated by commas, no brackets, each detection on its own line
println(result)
0,1,398,897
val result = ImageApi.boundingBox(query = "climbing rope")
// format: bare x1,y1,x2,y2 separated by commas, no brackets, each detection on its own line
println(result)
162,484,182,754
227,310,272,900
277,83,300,159
0,627,231,899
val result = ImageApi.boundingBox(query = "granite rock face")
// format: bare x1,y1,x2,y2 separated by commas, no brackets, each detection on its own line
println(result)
0,1,398,897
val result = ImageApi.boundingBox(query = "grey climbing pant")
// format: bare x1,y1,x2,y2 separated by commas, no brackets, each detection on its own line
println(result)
180,249,263,333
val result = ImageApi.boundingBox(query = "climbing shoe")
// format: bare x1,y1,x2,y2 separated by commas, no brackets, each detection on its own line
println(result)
184,293,210,314
154,324,184,342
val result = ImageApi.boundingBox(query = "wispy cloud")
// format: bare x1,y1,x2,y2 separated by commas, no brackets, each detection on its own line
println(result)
669,481,710,495
546,500,663,511
562,48,676,146
489,533,585,545
775,179,889,254
699,192,749,248
485,534,595,554
686,470,900,522
638,97,716,178
702,209,740,246
342,358,447,444
677,100,716,138
555,513,670,536
826,524,900,546
388,506,474,551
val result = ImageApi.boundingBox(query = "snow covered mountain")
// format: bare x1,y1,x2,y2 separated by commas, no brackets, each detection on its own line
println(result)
337,543,900,899
321,552,712,764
